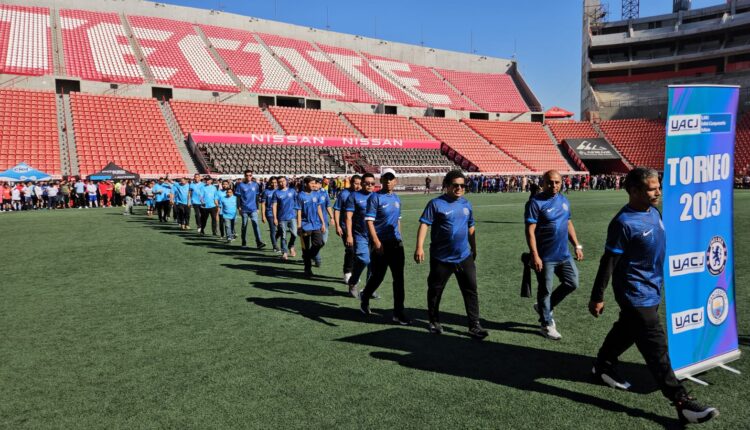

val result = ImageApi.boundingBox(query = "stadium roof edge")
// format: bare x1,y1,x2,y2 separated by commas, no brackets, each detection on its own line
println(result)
599,0,750,28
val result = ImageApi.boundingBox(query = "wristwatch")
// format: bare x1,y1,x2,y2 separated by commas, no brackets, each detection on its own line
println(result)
575,245,584,250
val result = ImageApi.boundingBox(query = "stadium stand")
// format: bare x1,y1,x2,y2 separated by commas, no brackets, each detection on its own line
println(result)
363,53,474,110
169,100,276,136
598,119,664,170
436,69,528,113
198,143,342,175
59,9,143,84
126,15,237,91
70,92,187,176
547,121,600,142
734,111,750,174
268,106,356,137
414,117,527,173
0,89,59,174
0,4,52,76
199,24,308,96
257,33,376,104
317,43,426,107
343,113,428,140
332,147,455,174
463,120,573,172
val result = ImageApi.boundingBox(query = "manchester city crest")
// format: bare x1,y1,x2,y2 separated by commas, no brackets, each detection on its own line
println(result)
706,288,729,325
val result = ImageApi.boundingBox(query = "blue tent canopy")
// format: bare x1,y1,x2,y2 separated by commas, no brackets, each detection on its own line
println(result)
0,162,51,182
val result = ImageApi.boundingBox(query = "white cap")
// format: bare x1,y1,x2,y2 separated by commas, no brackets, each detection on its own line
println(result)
381,168,397,178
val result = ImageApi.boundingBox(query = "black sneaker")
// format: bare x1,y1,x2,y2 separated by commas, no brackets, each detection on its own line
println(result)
591,360,631,390
257,242,267,250
303,269,313,278
392,314,411,326
360,301,371,316
429,322,444,334
675,394,719,424
468,324,489,339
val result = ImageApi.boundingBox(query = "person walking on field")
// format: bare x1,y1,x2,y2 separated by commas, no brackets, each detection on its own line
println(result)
333,174,361,284
415,170,488,339
524,170,583,340
359,169,409,325
589,167,718,424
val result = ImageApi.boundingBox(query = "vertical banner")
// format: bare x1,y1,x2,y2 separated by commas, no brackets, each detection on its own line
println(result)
664,85,740,379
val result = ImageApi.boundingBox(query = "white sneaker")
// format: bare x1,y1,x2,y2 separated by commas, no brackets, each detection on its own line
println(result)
343,273,352,284
540,323,562,340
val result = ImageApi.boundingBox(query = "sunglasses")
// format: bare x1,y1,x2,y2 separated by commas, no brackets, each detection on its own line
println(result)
450,183,466,189
364,182,376,186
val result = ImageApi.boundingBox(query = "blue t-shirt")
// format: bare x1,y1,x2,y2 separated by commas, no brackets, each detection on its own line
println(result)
334,189,351,231
315,189,331,224
524,192,571,262
297,191,323,232
261,188,276,216
273,188,298,221
606,205,666,307
173,183,189,205
235,181,259,212
201,184,219,209
74,182,86,193
189,181,204,205
345,190,372,239
365,191,402,242
220,195,238,219
419,195,475,264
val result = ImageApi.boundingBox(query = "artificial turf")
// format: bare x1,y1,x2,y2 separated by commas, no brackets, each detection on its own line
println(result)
1,190,748,429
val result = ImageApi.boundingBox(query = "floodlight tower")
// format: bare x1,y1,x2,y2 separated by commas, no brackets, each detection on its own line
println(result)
622,0,639,20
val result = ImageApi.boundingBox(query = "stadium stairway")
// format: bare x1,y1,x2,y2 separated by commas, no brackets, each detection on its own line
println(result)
193,25,245,90
338,113,364,138
253,33,316,98
309,41,382,104
54,93,71,176
118,12,155,82
543,123,587,172
49,8,65,75
158,100,199,174
262,109,286,135
429,68,483,111
61,93,80,175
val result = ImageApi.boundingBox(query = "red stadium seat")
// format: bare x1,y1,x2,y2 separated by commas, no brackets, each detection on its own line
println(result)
70,92,188,176
0,4,52,76
598,119,665,169
0,89,60,174
436,69,528,113
269,106,355,137
170,100,276,136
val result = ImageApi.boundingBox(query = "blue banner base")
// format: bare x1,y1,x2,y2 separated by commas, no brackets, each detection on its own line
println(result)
674,349,741,381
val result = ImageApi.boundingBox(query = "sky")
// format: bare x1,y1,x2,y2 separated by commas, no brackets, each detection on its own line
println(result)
156,0,722,118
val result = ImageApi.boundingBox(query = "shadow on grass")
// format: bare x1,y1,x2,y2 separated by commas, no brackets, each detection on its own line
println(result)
338,327,682,429
739,334,750,348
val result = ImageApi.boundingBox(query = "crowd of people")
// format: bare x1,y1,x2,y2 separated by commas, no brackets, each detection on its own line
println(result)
0,165,724,424
125,167,717,424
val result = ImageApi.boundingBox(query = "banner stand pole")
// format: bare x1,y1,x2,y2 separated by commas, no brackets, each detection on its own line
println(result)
684,375,709,386
717,364,741,375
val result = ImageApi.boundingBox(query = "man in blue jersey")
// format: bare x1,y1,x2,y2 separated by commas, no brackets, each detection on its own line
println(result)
589,167,718,424
188,174,204,233
199,177,220,236
236,170,266,249
260,176,280,252
359,169,409,325
334,175,361,284
273,176,299,260
296,177,326,277
415,170,488,339
525,170,583,340
313,177,333,267
346,173,376,298
153,178,168,222
171,177,191,230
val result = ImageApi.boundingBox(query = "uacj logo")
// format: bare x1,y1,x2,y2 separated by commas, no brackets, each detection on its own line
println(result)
668,114,701,136
669,252,705,277
671,307,704,335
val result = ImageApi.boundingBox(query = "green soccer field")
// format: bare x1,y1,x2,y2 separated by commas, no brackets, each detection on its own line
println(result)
1,190,748,429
